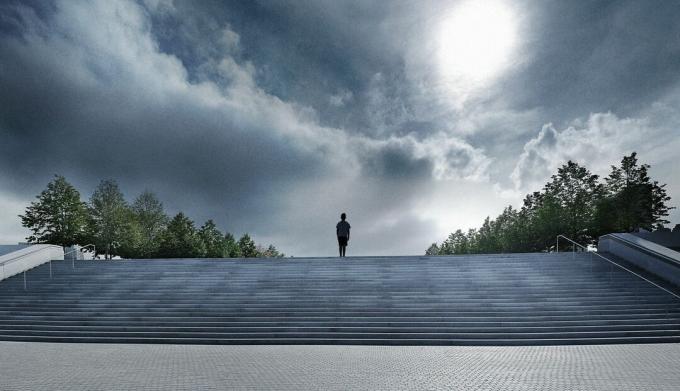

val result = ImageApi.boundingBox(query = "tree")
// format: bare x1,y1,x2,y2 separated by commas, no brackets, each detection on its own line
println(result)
543,161,602,245
532,194,564,250
224,233,241,257
237,233,258,258
130,191,168,258
439,229,471,255
87,180,130,259
116,210,143,259
20,175,88,247
596,153,673,233
258,244,285,258
495,206,521,252
427,153,674,255
157,212,206,258
476,217,498,253
198,220,227,258
425,243,440,256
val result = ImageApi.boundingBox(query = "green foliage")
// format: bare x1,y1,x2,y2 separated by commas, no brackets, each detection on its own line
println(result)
595,152,672,232
19,175,88,247
87,180,130,259
199,220,228,257
430,154,674,255
116,209,143,259
238,233,258,258
130,191,168,258
545,161,603,244
425,243,440,256
258,244,285,258
157,212,206,258
223,233,241,257
20,177,286,259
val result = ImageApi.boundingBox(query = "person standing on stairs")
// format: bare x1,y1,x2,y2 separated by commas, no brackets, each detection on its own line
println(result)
336,213,351,257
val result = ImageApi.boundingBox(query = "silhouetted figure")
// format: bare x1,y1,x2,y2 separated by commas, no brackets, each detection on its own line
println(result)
336,213,350,257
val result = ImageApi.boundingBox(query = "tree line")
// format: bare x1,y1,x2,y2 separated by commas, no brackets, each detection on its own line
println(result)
20,175,284,259
426,153,674,255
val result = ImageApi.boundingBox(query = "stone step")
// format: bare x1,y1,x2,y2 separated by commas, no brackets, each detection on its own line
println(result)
2,254,679,345
0,300,674,308
1,324,679,333
1,328,679,339
2,318,678,326
0,302,677,311
5,313,679,322
2,334,679,346
2,308,678,317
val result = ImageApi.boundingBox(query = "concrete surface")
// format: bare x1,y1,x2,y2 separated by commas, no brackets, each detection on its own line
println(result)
1,342,679,390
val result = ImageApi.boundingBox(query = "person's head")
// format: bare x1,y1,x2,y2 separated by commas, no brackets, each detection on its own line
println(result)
341,212,346,221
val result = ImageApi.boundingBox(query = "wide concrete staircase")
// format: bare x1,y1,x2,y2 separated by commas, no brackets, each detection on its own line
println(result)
0,253,679,345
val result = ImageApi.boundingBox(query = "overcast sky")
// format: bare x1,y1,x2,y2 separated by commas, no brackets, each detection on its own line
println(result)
1,0,678,256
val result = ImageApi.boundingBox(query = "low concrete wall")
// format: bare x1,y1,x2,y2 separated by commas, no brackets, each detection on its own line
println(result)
599,233,680,287
0,245,64,281
632,231,680,251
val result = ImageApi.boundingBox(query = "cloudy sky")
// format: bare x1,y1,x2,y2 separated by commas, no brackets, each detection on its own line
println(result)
1,0,678,256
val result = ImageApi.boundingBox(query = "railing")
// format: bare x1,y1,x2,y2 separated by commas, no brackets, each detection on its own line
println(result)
64,244,96,270
1,244,96,290
556,234,680,301
1,245,60,290
1,246,54,265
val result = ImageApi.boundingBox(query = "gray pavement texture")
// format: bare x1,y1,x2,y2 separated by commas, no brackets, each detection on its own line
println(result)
1,342,680,390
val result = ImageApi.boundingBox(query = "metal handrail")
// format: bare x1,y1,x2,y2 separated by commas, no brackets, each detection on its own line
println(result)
1,245,62,289
0,245,61,266
64,244,96,270
556,234,680,300
1,244,96,290
556,234,591,256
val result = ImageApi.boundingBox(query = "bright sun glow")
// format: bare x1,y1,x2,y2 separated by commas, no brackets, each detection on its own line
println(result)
439,0,517,83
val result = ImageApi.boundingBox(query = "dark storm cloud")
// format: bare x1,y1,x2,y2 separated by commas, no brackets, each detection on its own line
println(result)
1,0,480,255
146,0,411,133
360,144,433,180
503,0,680,122
0,0,331,235
1,0,678,253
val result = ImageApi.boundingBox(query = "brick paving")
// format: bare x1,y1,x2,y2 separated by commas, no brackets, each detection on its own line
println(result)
1,342,679,390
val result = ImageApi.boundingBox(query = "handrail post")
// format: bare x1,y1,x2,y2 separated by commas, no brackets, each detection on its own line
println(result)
63,244,96,270
559,234,680,301
2,244,94,290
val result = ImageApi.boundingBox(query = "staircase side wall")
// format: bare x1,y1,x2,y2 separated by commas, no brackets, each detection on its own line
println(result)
0,245,64,281
599,234,680,287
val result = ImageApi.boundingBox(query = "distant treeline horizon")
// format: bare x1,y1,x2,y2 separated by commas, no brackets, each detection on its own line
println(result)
19,176,284,259
427,153,674,255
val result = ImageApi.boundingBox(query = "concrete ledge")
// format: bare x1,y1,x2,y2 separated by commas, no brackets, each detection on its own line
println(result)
598,233,680,287
633,231,680,252
0,244,64,281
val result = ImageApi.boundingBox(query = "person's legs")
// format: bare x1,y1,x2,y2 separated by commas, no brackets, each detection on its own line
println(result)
338,237,348,257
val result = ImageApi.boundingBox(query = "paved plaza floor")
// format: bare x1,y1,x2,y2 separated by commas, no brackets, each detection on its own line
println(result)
1,342,679,390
